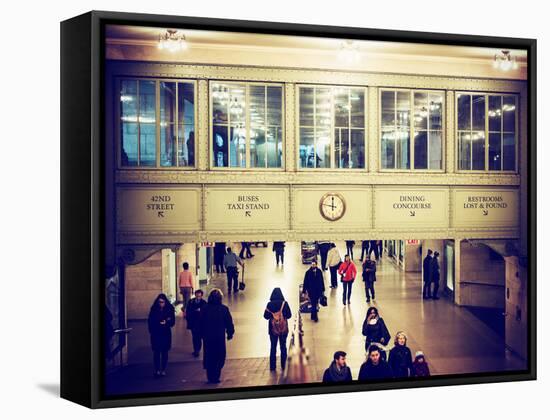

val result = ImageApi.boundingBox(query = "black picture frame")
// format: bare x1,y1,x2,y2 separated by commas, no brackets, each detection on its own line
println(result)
60,10,537,409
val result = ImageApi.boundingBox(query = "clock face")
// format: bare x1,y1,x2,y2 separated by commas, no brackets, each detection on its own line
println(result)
319,193,346,221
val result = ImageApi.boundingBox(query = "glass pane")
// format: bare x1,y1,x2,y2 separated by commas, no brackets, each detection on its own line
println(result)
299,87,314,126
267,86,283,127
488,96,502,132
396,91,410,128
334,88,349,128
472,131,486,170
178,125,194,167
229,125,246,168
212,83,228,124
503,96,516,132
381,90,395,127
267,126,282,168
350,130,365,169
315,88,332,127
229,85,246,124
120,80,137,121
334,128,350,168
160,82,176,123
138,80,156,123
458,132,471,170
472,95,485,130
250,126,266,168
381,129,395,169
350,89,365,128
299,127,315,168
139,123,156,166
503,133,516,171
414,92,428,130
429,92,443,130
414,131,428,169
178,82,195,125
212,125,228,167
160,123,176,167
457,94,471,130
395,127,410,169
315,126,331,168
121,122,138,166
428,131,442,170
489,132,502,171
250,86,266,127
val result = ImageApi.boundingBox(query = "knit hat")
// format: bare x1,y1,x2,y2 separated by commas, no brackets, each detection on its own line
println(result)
415,351,424,359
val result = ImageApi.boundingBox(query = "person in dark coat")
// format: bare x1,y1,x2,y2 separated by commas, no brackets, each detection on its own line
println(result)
214,242,227,273
345,240,355,260
422,249,433,299
303,261,325,322
358,345,394,381
388,331,413,378
199,288,235,384
318,241,332,271
147,293,176,377
362,306,391,357
272,241,286,266
369,240,379,260
430,251,441,300
239,242,254,259
360,240,370,261
362,256,377,303
263,287,292,371
322,351,353,383
412,351,431,377
185,289,207,357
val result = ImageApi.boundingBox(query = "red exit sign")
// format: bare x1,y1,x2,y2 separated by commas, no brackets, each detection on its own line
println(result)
406,240,419,245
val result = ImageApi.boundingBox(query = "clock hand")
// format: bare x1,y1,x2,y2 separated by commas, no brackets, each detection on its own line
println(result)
322,203,336,210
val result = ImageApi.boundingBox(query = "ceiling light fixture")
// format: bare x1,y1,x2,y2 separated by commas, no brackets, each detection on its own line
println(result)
493,50,518,71
158,29,187,52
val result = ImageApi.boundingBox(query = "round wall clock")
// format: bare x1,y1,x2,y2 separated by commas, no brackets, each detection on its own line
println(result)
319,192,346,221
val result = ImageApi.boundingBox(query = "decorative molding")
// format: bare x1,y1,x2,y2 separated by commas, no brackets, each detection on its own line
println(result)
446,90,455,173
368,87,379,172
285,83,296,172
197,79,209,171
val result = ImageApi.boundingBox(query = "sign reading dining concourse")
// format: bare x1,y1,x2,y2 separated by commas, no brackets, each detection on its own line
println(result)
452,189,519,228
374,188,449,229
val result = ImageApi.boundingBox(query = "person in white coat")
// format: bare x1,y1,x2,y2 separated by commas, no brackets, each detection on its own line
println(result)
327,243,342,289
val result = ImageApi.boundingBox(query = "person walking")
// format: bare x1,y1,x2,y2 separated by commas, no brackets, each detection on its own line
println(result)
263,287,292,371
362,306,391,357
358,345,394,381
318,241,332,271
345,240,355,260
199,288,235,384
422,249,433,299
147,294,176,377
303,261,325,322
223,247,244,295
362,255,377,303
338,254,357,305
178,262,194,309
377,240,383,260
412,351,431,377
185,289,207,357
388,331,413,378
213,242,227,274
327,243,342,289
322,351,353,383
272,241,286,266
369,240,379,260
430,251,441,299
239,242,254,259
360,240,370,261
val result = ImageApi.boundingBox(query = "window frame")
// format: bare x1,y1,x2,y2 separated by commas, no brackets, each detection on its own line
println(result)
296,83,368,171
455,91,519,174
378,88,446,173
208,80,286,171
116,77,198,170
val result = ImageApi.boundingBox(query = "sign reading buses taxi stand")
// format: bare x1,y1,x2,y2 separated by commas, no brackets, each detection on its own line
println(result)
452,188,519,228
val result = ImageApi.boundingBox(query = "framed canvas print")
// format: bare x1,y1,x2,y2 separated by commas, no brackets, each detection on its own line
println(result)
60,10,537,408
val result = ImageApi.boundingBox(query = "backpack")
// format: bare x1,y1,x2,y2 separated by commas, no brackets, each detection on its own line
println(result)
267,301,288,336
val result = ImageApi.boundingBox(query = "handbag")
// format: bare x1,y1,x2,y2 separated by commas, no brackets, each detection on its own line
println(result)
319,294,328,307
238,265,246,290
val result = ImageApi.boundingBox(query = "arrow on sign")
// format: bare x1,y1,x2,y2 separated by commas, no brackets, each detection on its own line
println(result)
158,211,165,218
409,211,416,217
482,210,489,216
245,211,251,217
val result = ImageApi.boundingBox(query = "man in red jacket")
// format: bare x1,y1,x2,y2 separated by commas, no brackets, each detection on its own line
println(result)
338,254,357,305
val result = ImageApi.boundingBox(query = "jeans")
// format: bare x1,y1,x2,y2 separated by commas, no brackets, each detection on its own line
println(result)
364,280,375,300
153,350,168,372
226,267,238,292
346,244,354,259
275,251,284,265
269,334,288,370
342,281,353,303
329,265,339,288
361,244,369,261
310,295,320,321
180,287,193,309
191,330,202,354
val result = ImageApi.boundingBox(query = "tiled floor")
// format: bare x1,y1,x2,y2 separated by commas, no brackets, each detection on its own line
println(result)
105,242,526,396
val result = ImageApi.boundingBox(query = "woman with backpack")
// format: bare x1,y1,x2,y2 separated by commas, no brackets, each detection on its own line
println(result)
263,287,292,372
